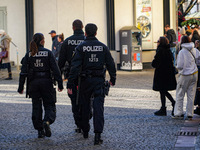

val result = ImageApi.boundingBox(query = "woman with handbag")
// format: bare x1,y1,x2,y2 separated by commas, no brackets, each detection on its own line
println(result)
0,30,12,80
152,36,177,116
173,36,200,119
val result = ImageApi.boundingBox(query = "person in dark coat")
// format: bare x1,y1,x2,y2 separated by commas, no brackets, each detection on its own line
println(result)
152,36,177,116
49,30,58,52
54,33,64,62
165,24,176,66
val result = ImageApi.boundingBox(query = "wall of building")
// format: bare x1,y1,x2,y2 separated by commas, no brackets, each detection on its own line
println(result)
0,0,26,66
115,0,134,51
0,0,178,66
34,0,107,51
170,0,177,31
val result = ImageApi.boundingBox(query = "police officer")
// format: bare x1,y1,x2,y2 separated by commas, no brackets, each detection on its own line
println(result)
67,23,116,145
18,33,63,138
58,19,85,132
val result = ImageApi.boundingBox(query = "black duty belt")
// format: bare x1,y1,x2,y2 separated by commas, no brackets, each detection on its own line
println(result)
81,69,105,78
33,72,51,79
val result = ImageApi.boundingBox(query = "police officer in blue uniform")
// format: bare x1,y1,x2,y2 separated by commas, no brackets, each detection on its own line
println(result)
18,33,63,138
67,23,116,145
58,20,85,132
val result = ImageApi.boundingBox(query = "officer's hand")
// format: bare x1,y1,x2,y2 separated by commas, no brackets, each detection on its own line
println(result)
18,90,23,94
58,88,63,92
109,81,114,86
67,88,73,95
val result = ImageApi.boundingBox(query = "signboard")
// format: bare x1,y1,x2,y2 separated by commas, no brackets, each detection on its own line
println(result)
136,0,153,49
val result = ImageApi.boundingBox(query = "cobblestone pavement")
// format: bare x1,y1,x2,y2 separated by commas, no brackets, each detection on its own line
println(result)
0,68,189,150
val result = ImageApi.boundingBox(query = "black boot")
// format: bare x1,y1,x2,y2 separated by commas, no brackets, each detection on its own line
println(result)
171,102,175,116
43,121,51,137
38,130,45,138
5,73,12,80
94,133,103,145
154,107,167,116
83,132,88,139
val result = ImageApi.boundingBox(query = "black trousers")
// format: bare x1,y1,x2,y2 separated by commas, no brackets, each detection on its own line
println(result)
80,77,105,133
160,90,175,108
68,85,81,128
0,62,11,73
30,78,56,131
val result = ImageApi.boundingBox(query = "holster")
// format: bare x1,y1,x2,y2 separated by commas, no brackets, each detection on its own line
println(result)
104,80,110,96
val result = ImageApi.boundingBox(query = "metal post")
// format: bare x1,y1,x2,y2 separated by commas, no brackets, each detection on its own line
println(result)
106,0,115,50
163,0,170,33
25,0,34,52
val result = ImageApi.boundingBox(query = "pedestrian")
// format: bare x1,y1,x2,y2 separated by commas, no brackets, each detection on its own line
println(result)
186,29,192,37
165,24,177,66
152,37,176,116
0,30,12,80
49,30,58,53
67,23,116,145
17,33,63,138
173,36,200,119
191,30,200,44
54,33,64,62
195,40,200,50
58,19,85,132
193,40,200,115
194,64,200,115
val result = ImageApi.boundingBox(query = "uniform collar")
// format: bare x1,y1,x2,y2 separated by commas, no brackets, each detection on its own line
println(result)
85,36,98,41
38,45,44,49
74,29,84,35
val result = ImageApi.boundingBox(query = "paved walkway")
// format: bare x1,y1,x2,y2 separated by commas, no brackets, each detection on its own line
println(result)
0,68,199,149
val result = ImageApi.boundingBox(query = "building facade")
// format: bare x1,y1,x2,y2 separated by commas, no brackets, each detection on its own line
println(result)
0,0,176,67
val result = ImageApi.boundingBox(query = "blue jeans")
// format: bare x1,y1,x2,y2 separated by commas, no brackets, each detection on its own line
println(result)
170,47,176,66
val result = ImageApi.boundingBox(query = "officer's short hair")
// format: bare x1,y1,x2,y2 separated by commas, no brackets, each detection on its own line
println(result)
85,23,98,37
72,19,83,30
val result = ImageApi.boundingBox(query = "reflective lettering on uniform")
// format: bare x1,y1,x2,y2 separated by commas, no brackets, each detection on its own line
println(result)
34,59,44,67
29,51,48,57
68,40,84,45
83,46,103,52
89,54,98,62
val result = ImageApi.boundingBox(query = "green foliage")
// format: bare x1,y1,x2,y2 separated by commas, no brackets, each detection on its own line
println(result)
181,18,200,27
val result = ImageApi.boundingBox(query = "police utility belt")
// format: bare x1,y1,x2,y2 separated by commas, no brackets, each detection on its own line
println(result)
33,71,51,79
80,69,105,78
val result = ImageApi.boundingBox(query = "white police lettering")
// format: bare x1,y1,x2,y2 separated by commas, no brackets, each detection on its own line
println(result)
29,51,48,57
83,46,103,52
68,40,84,45
34,59,43,67
89,54,98,62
